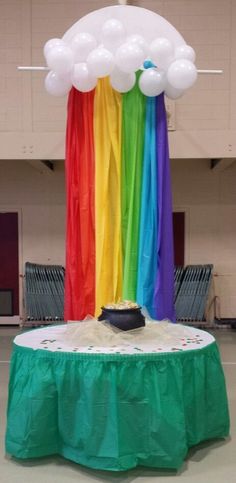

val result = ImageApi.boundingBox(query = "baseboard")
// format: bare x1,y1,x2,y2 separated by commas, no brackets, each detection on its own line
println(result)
0,315,20,325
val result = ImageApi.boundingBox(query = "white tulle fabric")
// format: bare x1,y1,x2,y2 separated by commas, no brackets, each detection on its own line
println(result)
14,318,214,354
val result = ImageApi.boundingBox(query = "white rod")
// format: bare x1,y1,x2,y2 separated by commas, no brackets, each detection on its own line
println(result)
17,66,223,74
17,66,49,71
197,69,223,74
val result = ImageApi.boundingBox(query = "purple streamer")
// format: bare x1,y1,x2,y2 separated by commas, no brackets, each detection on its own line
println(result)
153,94,176,322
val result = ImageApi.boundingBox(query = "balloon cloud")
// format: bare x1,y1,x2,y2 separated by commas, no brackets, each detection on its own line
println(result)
43,7,198,98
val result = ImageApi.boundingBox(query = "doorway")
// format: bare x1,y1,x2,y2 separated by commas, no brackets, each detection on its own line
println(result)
0,212,19,322
173,211,185,266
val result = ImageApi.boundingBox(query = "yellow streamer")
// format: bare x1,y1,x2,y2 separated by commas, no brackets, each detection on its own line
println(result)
94,78,123,314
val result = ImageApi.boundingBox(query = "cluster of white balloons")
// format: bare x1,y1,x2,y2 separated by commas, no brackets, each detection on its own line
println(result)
44,18,197,99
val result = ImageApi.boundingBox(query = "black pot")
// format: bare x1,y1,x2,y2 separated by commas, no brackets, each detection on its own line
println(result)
98,306,145,331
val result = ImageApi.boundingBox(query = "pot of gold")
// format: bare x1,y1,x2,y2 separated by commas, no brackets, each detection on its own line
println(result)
98,300,145,331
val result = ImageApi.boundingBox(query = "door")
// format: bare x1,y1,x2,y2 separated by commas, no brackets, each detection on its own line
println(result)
0,212,19,318
173,212,185,266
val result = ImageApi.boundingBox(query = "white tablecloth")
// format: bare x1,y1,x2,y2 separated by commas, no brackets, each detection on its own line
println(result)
15,321,215,354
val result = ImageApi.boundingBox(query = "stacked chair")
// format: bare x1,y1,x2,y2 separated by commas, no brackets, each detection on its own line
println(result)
174,264,213,322
24,262,65,324
23,262,212,325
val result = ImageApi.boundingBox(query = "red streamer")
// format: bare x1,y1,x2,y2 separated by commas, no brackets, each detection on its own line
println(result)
64,87,95,320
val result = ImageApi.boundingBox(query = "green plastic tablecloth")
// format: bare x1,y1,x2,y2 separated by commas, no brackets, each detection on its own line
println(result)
5,340,229,471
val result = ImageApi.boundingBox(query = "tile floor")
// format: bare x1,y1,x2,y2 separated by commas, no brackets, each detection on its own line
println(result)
0,326,235,483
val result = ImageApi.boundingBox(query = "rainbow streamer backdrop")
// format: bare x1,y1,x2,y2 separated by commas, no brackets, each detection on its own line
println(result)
65,75,175,322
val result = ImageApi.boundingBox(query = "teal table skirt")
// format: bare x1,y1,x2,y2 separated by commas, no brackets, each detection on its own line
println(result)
5,341,229,471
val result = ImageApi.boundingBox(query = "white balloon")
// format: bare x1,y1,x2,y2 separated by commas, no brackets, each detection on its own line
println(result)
46,44,74,76
110,68,136,93
175,44,196,63
126,34,149,58
150,37,174,70
45,71,72,96
164,83,184,99
139,68,166,97
116,42,146,73
167,59,197,89
87,47,115,78
43,38,64,59
102,18,125,50
71,63,97,92
70,32,97,62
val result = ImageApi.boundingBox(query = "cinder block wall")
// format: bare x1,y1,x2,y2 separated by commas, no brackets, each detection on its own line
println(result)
172,159,236,319
0,160,65,265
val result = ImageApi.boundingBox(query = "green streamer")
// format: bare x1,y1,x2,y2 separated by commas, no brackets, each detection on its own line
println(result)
121,73,146,301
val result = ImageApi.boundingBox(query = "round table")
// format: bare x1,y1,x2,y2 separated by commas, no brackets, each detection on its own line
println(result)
5,323,230,471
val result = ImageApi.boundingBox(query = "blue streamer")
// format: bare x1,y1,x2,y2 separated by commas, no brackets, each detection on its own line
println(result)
136,97,159,317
